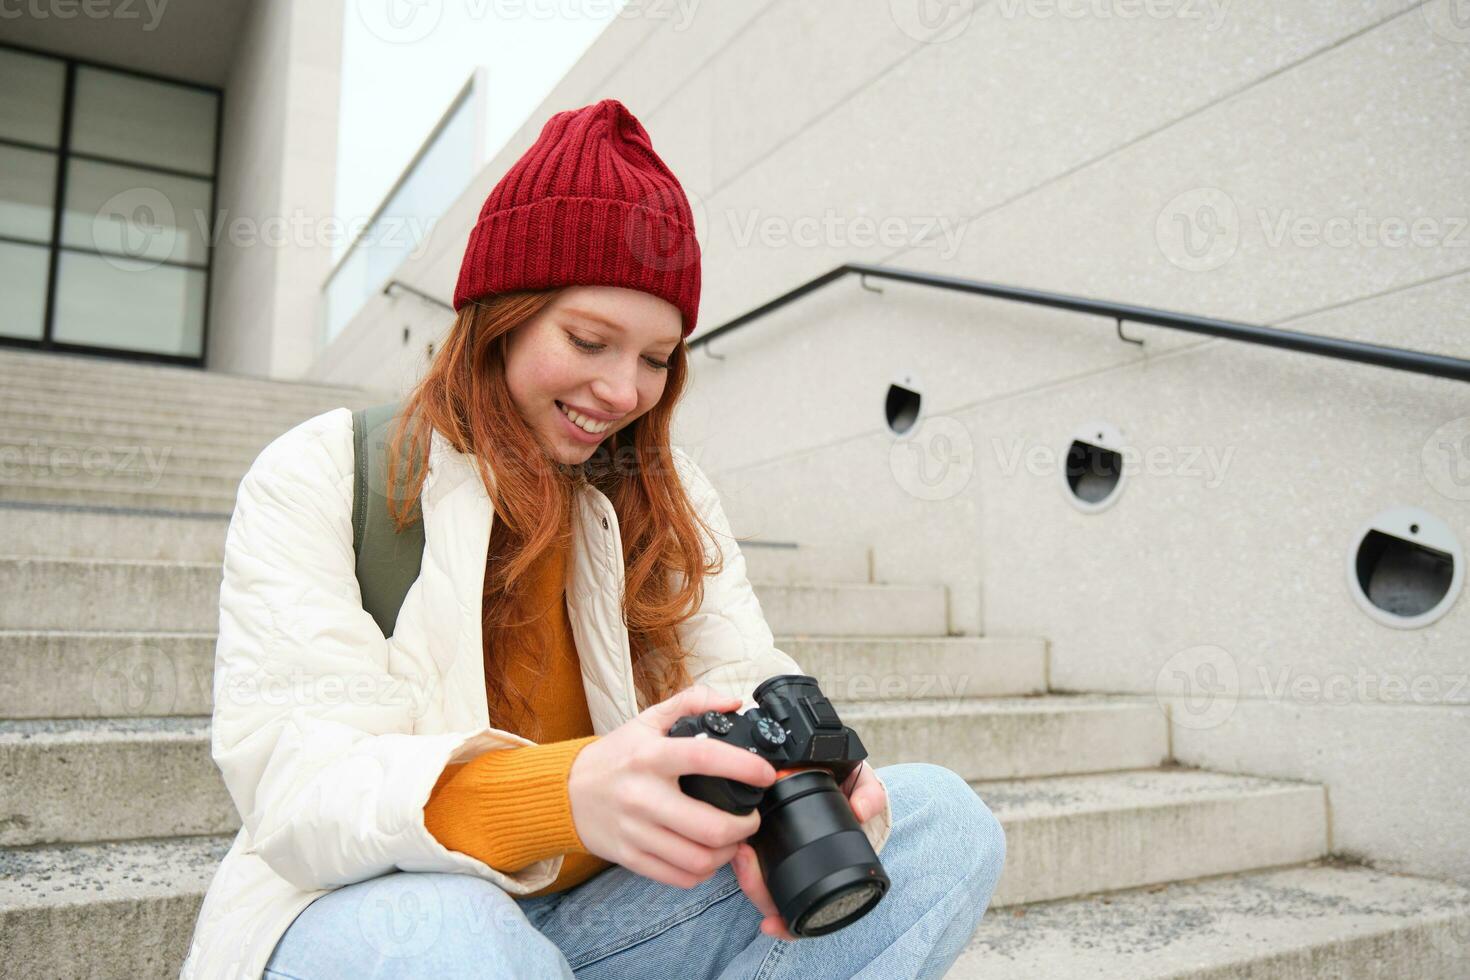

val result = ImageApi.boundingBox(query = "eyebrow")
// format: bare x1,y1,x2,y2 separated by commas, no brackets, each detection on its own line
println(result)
563,308,680,348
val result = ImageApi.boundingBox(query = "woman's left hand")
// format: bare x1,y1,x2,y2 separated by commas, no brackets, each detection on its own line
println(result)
731,762,887,942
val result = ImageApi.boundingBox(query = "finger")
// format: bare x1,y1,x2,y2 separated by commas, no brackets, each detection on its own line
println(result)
641,683,743,733
732,844,780,919
659,734,778,789
626,819,739,882
640,784,762,848
734,847,799,942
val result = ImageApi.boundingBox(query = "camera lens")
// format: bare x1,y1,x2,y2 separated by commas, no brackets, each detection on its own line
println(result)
750,769,890,937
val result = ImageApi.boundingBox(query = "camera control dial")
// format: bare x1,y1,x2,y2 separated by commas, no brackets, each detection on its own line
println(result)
700,710,734,735
750,711,787,749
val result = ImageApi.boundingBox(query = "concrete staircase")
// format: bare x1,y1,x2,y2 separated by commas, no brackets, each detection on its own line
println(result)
2,350,1468,978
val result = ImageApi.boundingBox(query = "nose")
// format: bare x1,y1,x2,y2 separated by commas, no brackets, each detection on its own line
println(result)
589,357,640,416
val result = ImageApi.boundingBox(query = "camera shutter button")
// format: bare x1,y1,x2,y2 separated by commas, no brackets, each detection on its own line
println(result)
700,710,734,735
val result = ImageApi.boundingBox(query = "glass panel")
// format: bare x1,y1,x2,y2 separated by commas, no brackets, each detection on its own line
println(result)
70,66,217,175
52,250,206,357
0,48,65,147
0,240,50,340
323,89,476,344
0,144,57,243
60,158,212,265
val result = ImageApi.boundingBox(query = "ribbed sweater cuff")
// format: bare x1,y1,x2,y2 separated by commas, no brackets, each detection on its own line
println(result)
423,734,601,872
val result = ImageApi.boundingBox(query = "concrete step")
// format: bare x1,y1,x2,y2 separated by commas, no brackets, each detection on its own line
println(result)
0,629,1042,719
0,479,239,514
0,432,263,472
739,541,872,584
0,630,216,718
0,405,325,443
786,635,1046,701
0,716,235,847
0,558,948,635
1,504,880,574
0,347,380,404
0,833,234,979
847,695,1168,781
0,696,1165,844
749,580,949,636
0,376,377,418
0,417,276,456
980,768,1326,908
0,557,224,631
0,389,370,433
952,862,1470,979
0,502,231,561
0,457,244,497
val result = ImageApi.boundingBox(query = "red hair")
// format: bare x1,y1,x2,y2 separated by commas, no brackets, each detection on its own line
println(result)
381,290,724,737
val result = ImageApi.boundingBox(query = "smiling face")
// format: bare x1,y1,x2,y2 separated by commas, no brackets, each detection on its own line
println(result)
504,285,684,465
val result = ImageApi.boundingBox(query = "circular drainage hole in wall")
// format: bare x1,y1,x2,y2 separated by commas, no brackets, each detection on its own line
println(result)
1348,507,1463,629
886,382,920,435
1063,423,1126,512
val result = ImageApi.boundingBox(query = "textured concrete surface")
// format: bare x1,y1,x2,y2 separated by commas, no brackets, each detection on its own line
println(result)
953,862,1470,979
848,695,1169,780
0,716,235,846
979,767,1326,907
0,833,234,979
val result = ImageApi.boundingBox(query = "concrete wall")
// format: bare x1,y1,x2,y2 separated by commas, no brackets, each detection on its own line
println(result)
207,0,344,381
307,1,1470,884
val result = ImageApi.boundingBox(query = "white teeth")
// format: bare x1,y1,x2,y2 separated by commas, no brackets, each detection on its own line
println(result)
558,402,611,434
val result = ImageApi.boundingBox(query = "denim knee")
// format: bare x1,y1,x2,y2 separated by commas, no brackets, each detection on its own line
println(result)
881,762,1006,896
325,871,573,978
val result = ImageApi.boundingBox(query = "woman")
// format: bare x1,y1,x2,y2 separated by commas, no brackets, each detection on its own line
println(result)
182,98,1004,980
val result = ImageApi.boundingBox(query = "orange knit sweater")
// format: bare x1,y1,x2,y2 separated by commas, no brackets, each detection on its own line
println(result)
422,520,614,897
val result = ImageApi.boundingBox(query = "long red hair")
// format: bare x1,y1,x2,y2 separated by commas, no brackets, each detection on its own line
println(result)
380,289,724,737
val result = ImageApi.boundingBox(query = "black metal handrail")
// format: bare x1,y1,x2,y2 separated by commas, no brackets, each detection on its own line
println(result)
384,279,454,312
689,262,1470,384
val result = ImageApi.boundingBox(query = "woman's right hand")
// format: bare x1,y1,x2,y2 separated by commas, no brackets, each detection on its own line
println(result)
568,684,778,889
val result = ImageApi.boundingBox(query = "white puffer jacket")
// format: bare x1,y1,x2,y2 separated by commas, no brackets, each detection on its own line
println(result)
180,407,892,980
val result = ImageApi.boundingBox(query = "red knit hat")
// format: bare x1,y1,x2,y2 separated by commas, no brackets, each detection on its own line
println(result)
452,98,702,338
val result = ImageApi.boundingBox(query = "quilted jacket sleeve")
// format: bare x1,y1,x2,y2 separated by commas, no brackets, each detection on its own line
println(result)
209,408,562,894
668,447,892,857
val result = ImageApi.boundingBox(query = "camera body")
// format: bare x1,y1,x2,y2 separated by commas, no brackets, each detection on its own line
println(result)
669,674,868,812
669,674,889,937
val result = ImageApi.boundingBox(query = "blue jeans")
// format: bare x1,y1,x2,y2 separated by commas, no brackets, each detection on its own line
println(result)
263,763,1005,979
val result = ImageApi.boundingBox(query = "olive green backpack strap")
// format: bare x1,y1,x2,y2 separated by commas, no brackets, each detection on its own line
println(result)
351,401,427,638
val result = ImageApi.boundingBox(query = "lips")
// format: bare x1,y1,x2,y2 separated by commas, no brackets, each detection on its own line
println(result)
554,400,608,442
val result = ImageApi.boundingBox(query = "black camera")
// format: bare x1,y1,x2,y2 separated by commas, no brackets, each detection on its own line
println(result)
669,674,890,937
